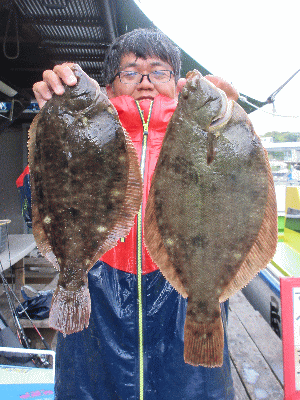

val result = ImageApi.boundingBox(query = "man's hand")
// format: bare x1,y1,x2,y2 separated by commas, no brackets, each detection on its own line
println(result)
32,63,77,109
177,75,239,102
205,75,239,101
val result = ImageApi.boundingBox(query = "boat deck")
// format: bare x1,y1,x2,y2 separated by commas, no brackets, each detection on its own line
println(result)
229,291,284,399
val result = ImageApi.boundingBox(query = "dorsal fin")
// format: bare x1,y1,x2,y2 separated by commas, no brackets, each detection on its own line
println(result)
28,113,60,270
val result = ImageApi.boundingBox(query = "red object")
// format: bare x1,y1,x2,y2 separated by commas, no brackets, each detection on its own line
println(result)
281,277,300,399
101,95,177,274
16,165,30,187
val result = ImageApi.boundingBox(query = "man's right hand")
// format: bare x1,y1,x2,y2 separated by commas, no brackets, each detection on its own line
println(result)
32,63,78,109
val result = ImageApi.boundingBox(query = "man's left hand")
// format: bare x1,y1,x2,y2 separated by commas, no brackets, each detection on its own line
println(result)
177,74,239,101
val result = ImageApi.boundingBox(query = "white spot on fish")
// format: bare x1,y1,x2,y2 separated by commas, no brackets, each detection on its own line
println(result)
63,114,74,125
82,117,88,126
97,226,107,233
43,216,51,224
234,252,242,260
111,189,121,197
165,238,174,247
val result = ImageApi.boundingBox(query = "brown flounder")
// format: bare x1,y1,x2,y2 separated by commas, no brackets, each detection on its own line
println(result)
28,64,142,335
144,70,277,367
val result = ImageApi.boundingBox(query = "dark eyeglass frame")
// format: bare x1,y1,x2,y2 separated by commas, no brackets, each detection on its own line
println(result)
111,70,174,85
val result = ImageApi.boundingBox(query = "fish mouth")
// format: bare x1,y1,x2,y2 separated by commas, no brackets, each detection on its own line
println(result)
209,100,233,132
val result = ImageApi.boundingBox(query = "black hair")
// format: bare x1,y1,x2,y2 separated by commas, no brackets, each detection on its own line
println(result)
103,28,181,84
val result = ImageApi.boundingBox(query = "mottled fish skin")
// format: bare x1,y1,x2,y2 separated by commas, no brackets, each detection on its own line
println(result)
144,70,277,367
28,64,142,335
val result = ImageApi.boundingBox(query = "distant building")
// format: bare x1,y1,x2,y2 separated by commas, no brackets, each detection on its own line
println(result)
264,142,300,163
261,136,274,143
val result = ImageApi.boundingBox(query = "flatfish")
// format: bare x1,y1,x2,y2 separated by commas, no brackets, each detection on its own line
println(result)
144,70,277,367
28,64,142,335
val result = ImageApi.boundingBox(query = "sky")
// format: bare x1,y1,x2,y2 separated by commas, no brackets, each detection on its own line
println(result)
134,0,299,136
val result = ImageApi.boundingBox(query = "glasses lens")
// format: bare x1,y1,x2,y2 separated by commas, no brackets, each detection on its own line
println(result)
149,71,172,83
119,71,140,84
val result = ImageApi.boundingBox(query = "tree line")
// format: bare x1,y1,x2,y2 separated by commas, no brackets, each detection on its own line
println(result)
262,131,300,142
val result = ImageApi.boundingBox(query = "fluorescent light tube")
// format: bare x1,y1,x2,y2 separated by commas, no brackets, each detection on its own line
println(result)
0,81,17,97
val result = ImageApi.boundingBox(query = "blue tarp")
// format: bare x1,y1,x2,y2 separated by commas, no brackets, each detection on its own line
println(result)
54,261,234,400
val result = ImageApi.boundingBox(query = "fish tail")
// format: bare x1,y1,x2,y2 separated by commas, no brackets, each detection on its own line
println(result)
49,285,91,336
184,310,224,367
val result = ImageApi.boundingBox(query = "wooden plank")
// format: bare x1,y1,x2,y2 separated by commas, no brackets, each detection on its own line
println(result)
228,298,284,399
230,291,284,385
21,318,50,329
24,257,55,267
230,359,250,400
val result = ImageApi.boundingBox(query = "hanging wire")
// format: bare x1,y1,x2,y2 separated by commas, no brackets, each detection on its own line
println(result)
239,95,300,118
239,68,300,118
3,2,20,60
266,69,300,104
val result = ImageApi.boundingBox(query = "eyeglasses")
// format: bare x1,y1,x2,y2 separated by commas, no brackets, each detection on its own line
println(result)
112,70,174,85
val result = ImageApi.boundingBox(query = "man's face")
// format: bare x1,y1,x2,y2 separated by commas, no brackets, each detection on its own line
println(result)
106,53,179,101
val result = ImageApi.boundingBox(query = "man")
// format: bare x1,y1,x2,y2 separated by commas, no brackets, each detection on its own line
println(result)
32,28,238,399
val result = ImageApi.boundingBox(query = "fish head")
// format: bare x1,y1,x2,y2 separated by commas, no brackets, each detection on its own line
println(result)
180,70,228,131
61,64,101,111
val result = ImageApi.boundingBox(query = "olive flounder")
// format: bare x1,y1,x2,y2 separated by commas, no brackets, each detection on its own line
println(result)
144,70,277,367
28,64,142,335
